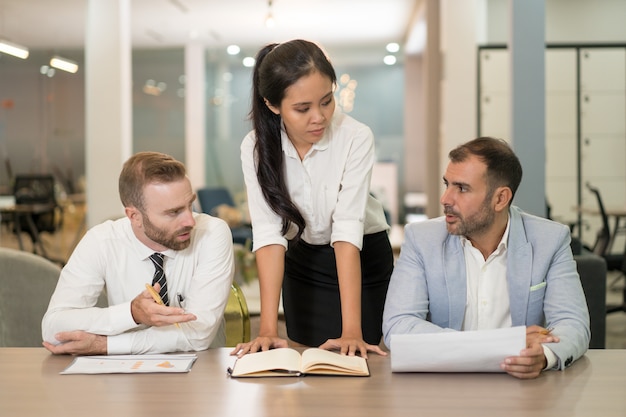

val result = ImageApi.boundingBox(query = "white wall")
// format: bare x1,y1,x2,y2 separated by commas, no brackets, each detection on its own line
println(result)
486,0,626,43
438,0,487,216
437,0,626,221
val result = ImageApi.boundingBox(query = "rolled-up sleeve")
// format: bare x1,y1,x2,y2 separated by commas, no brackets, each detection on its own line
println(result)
240,132,289,252
329,125,374,250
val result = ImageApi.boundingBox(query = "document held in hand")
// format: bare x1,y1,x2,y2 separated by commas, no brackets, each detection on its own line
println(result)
228,348,370,377
390,326,526,373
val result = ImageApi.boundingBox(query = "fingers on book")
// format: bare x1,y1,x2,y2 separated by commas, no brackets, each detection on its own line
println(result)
228,348,370,377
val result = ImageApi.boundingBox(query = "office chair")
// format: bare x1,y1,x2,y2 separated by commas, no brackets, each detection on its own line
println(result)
12,174,64,255
574,251,607,348
585,184,625,315
546,197,581,254
0,247,61,347
224,282,251,346
585,183,623,271
196,187,252,246
606,247,626,315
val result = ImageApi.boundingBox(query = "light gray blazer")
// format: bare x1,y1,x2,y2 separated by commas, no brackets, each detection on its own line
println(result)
382,206,590,370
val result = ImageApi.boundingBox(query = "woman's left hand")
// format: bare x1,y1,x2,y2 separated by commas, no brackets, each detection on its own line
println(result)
318,337,388,359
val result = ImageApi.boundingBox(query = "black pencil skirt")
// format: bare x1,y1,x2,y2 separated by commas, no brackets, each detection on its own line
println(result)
282,231,393,346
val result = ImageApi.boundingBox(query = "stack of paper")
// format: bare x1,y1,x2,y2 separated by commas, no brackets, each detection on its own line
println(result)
390,326,526,373
60,354,197,375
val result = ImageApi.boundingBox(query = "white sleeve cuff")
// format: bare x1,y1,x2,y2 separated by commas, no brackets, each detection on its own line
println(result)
107,332,134,355
105,301,142,354
542,344,558,370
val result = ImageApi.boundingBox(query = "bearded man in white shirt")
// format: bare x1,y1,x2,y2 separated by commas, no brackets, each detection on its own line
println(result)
42,151,234,355
383,137,590,379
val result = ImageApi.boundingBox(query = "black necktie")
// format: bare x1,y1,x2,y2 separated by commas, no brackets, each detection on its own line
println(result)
149,253,169,306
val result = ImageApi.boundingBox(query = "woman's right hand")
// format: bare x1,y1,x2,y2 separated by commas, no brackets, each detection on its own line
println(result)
230,336,289,358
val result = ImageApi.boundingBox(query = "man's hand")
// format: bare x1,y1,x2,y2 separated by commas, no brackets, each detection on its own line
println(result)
526,325,559,346
500,342,547,379
500,326,560,379
43,331,107,355
131,284,197,327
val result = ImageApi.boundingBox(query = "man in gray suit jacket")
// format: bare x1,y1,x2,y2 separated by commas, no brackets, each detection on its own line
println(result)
383,137,590,379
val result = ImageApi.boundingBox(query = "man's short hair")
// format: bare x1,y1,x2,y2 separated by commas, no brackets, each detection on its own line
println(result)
449,137,523,200
119,152,186,210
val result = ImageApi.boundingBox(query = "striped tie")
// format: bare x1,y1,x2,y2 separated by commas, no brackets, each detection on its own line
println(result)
149,253,169,306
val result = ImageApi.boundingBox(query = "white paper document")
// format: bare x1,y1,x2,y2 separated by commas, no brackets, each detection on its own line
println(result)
390,326,526,373
61,354,197,375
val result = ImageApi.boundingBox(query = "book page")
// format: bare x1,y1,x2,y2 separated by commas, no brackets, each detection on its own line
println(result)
300,348,369,376
230,348,303,377
61,354,197,374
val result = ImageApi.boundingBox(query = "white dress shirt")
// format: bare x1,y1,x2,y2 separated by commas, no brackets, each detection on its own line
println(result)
241,109,388,252
460,217,557,369
460,222,512,331
42,213,234,354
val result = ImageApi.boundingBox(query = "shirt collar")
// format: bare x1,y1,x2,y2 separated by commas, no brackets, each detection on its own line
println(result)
495,216,511,254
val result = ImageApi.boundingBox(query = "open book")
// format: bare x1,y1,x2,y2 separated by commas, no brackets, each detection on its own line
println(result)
228,348,370,377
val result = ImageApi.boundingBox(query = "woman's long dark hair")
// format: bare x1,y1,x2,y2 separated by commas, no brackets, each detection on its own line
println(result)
250,39,337,240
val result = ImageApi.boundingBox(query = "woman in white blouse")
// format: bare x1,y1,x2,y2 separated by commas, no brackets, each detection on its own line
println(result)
233,39,393,358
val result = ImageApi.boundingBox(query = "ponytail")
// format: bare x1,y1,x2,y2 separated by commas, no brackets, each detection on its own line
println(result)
249,43,306,239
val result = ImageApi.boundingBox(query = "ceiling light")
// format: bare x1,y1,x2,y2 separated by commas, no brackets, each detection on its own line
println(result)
226,45,240,55
39,65,55,77
386,42,400,53
383,55,397,66
0,39,29,59
50,55,79,73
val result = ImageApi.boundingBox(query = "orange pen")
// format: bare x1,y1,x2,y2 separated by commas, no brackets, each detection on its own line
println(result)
145,283,181,328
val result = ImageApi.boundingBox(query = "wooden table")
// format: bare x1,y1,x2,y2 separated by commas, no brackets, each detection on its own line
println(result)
0,348,624,417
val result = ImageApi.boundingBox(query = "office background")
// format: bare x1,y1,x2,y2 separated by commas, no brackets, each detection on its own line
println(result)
0,0,624,248
0,0,624,351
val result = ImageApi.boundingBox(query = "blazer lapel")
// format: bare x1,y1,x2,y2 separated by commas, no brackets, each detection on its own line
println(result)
506,208,533,326
443,235,467,330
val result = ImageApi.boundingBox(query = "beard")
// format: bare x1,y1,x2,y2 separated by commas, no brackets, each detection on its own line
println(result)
142,213,193,251
444,195,495,238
